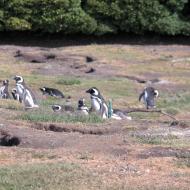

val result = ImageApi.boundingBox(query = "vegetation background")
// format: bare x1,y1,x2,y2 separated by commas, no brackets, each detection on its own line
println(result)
0,0,190,36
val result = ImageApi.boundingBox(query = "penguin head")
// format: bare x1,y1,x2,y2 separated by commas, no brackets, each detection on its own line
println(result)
12,88,17,93
40,87,46,92
78,98,86,108
3,80,9,85
86,87,100,96
52,105,62,112
40,87,46,94
13,75,24,83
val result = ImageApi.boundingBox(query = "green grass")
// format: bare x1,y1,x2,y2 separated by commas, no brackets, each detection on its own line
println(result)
39,97,64,106
0,162,186,190
158,93,190,112
0,162,101,190
175,151,190,168
56,78,81,85
18,110,103,124
0,99,22,110
133,135,190,148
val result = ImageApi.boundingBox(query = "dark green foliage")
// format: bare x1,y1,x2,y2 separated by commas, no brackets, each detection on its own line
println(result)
30,0,97,34
0,0,190,35
0,9,4,31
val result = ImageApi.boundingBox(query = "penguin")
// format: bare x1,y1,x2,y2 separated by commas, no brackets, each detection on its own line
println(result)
11,88,22,102
112,109,132,120
86,87,108,119
51,104,74,112
13,75,39,109
107,100,132,120
40,87,64,98
52,98,74,112
139,87,159,109
77,98,89,116
52,104,64,112
0,80,10,99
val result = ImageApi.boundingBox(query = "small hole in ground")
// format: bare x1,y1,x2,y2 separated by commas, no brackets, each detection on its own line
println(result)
0,135,21,146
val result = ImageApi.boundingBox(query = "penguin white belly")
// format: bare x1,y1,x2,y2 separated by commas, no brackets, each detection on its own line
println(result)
16,84,24,97
82,109,89,116
24,89,36,108
143,91,148,106
16,94,20,101
0,86,5,97
91,98,101,111
101,102,108,119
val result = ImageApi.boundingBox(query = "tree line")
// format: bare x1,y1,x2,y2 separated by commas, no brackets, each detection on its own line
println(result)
0,0,190,36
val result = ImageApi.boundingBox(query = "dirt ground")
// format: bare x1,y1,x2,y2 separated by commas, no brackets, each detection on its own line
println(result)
0,38,189,189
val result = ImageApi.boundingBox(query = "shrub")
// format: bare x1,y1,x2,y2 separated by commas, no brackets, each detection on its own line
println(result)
0,0,190,35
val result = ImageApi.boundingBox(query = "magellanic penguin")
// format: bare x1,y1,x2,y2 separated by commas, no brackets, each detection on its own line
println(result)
40,87,64,98
77,98,89,116
51,104,74,112
0,80,10,99
13,75,39,109
139,87,159,109
112,109,132,120
86,87,108,119
52,98,74,112
11,88,22,102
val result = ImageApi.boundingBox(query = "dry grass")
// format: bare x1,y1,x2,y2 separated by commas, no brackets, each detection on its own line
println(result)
0,43,190,190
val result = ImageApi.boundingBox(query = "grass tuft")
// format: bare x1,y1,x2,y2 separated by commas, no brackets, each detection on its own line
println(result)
0,99,22,110
133,134,190,148
18,110,103,124
56,78,81,85
0,162,100,190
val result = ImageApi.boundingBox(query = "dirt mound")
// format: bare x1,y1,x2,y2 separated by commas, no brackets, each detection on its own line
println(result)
31,122,120,135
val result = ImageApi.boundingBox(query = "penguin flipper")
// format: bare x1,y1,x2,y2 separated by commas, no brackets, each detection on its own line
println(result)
139,92,144,102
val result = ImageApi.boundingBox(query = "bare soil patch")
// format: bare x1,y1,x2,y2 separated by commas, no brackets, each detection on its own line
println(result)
138,146,190,159
0,42,190,189
31,122,121,135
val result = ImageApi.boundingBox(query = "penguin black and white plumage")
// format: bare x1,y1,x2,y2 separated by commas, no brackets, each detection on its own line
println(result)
77,98,89,116
86,87,108,119
40,87,64,98
51,104,75,112
139,87,159,109
52,104,63,112
13,75,39,109
11,88,22,102
52,98,74,112
0,80,10,99
112,109,132,120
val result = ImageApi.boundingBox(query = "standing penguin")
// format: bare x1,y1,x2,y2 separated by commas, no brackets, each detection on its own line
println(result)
0,80,10,99
139,87,159,109
86,87,108,119
13,75,39,109
40,87,64,98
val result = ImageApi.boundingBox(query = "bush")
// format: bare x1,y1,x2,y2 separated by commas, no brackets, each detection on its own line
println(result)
0,0,190,35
